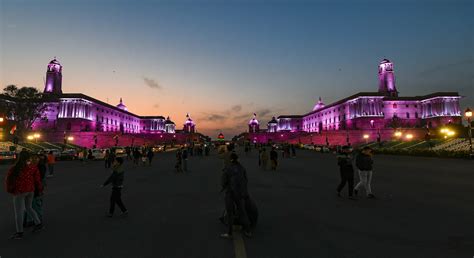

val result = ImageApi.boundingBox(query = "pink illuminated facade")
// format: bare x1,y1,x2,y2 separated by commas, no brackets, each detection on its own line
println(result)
249,59,462,140
25,59,200,136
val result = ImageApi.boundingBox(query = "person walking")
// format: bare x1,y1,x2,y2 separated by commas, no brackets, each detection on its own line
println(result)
354,146,375,199
147,148,154,166
24,154,47,228
336,146,355,199
182,148,188,172
260,148,269,170
4,151,44,240
270,147,278,171
104,150,111,168
133,148,140,166
101,157,128,217
291,144,296,158
220,153,252,239
46,151,55,178
175,149,183,173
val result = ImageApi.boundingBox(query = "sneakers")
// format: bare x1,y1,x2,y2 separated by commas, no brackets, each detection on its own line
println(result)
367,194,376,199
9,232,23,240
32,224,44,233
220,233,232,239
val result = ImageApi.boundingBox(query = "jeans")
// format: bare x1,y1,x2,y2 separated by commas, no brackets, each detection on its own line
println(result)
337,171,354,196
224,193,250,235
47,164,54,176
354,170,373,195
109,188,127,214
13,192,41,233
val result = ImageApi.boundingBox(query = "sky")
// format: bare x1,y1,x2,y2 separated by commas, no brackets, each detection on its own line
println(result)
1,0,473,138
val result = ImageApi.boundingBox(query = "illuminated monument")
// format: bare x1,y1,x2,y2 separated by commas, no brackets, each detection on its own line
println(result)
244,59,462,144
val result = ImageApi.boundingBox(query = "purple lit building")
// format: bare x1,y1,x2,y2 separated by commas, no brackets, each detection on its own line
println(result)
246,59,462,144
6,59,202,143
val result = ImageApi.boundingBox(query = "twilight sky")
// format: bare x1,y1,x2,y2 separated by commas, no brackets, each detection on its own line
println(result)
1,0,473,137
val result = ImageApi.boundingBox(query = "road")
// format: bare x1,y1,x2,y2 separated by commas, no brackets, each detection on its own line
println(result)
0,148,473,258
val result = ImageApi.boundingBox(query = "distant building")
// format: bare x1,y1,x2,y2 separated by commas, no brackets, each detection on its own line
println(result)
251,59,461,134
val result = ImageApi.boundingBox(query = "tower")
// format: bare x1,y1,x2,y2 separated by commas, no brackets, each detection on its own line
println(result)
183,113,196,133
248,113,260,133
378,59,398,97
44,58,63,94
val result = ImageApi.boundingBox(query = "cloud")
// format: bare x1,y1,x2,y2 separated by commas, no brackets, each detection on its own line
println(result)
143,77,162,90
153,104,160,108
205,114,227,122
231,105,242,113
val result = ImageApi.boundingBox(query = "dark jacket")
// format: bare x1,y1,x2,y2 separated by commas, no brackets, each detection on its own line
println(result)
270,150,278,160
337,154,354,174
103,165,124,188
355,153,373,171
221,162,249,199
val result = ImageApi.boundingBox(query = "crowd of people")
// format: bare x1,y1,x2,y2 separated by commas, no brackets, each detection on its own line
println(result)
3,140,377,241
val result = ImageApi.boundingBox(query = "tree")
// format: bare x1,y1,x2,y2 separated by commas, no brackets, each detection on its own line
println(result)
1,85,46,137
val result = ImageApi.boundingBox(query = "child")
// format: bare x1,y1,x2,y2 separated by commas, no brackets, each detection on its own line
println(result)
101,157,128,217
336,146,355,199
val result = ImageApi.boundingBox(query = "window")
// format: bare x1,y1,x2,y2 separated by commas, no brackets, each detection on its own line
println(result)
406,112,410,118
406,105,409,108
393,104,397,109
415,112,419,118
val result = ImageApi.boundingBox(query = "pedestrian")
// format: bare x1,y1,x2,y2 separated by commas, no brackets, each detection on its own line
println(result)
133,148,140,165
336,146,356,199
126,147,131,161
182,148,188,172
4,151,44,240
175,149,183,173
220,153,252,239
101,157,128,217
354,146,375,199
291,144,296,158
104,150,111,168
46,151,55,178
270,147,278,171
78,149,84,163
147,148,154,166
87,149,93,160
260,148,269,170
24,154,46,228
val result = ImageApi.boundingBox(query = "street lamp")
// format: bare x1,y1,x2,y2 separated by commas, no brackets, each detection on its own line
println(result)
405,134,413,140
0,117,4,122
33,133,40,143
394,131,402,138
363,134,369,144
27,135,34,141
465,108,472,155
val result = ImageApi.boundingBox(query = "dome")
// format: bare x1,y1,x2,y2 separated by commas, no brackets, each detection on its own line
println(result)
380,58,391,64
217,132,225,140
249,113,259,125
312,97,325,111
184,113,195,125
268,116,277,124
116,98,127,111
165,116,175,125
49,58,61,65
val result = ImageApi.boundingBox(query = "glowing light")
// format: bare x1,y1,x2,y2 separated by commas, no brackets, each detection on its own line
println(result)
405,134,413,140
67,136,74,141
447,131,455,136
363,134,369,139
465,108,472,118
394,131,402,137
27,135,34,140
440,128,447,134
0,117,4,122
33,133,40,139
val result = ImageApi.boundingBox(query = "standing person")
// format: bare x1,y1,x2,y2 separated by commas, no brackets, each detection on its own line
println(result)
354,146,375,199
182,148,188,172
291,144,296,158
258,147,262,167
4,151,44,240
46,151,55,178
175,149,183,173
220,153,251,239
104,150,111,168
336,146,356,199
24,154,46,228
101,157,128,217
87,149,93,160
270,147,278,171
126,147,131,161
260,148,269,170
78,149,84,163
133,148,140,165
108,150,116,169
147,148,154,166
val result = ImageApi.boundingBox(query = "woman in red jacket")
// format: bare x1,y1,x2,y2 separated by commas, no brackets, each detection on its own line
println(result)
5,150,44,240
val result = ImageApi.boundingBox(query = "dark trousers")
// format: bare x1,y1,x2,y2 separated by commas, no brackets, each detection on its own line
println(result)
109,188,127,214
337,171,354,196
224,193,250,235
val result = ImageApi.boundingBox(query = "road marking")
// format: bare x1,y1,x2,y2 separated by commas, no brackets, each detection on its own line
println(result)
233,227,248,258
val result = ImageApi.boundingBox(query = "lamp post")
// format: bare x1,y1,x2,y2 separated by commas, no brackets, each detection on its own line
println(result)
465,108,472,155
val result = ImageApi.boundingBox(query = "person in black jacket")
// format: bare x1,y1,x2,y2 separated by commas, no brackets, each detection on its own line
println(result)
220,153,251,239
354,146,375,199
270,147,278,171
336,146,355,199
101,157,128,217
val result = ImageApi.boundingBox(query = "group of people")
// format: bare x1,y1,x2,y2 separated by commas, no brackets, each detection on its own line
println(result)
257,147,279,171
336,146,375,199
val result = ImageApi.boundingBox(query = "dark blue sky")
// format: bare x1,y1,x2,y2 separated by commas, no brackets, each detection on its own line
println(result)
1,0,472,136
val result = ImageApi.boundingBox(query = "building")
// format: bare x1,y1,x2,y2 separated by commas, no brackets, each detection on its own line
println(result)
246,59,462,144
2,59,201,140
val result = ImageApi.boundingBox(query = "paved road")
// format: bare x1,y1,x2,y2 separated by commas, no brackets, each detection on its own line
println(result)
0,149,473,258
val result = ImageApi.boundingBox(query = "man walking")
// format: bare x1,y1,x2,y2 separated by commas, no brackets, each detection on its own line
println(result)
336,146,355,199
270,147,278,171
101,157,128,217
354,146,375,199
220,153,252,239
46,151,55,178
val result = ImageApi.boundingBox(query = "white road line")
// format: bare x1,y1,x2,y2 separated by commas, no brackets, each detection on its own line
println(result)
233,226,248,258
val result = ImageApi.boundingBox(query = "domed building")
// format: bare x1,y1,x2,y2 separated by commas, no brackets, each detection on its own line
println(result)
248,113,259,133
116,98,128,111
165,116,176,133
183,113,196,133
267,116,278,132
312,97,325,111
